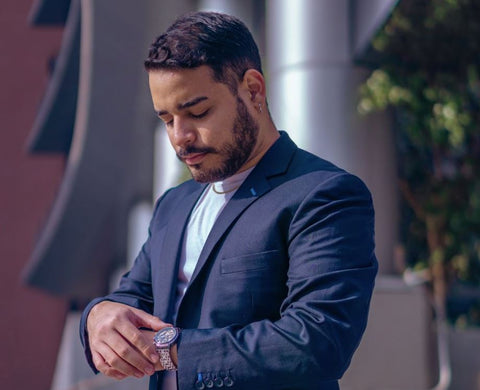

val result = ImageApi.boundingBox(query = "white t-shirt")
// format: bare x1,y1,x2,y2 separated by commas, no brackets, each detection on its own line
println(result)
162,167,254,390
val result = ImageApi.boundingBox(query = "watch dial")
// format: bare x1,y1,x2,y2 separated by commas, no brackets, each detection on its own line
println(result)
155,327,177,344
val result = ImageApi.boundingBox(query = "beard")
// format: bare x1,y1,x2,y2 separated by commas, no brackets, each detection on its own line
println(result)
177,97,259,183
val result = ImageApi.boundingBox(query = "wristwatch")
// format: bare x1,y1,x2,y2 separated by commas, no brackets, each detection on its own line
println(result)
153,327,181,371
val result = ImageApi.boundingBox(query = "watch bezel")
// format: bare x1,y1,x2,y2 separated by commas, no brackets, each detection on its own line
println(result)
153,326,180,348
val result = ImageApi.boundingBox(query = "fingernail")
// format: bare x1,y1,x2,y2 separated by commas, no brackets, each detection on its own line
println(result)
150,354,159,363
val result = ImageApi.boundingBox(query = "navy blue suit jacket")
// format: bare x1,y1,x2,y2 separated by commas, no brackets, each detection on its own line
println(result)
80,132,377,389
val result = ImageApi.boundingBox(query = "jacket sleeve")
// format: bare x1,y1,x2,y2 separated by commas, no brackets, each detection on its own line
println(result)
176,173,378,390
79,196,164,373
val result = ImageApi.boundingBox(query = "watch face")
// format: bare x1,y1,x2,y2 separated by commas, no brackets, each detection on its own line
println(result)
154,327,178,346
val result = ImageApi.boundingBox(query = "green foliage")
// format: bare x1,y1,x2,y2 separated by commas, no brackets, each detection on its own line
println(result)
359,0,480,324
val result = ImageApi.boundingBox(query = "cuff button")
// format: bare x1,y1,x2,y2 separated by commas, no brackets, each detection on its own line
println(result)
195,377,205,390
195,381,205,390
224,376,234,387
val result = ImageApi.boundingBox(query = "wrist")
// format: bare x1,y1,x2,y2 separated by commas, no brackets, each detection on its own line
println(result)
171,343,178,367
86,301,105,334
153,327,181,371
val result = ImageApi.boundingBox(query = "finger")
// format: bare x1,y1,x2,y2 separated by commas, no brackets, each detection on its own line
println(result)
97,341,150,378
117,319,161,364
109,329,156,375
95,329,146,374
92,350,129,380
129,307,170,331
153,361,165,372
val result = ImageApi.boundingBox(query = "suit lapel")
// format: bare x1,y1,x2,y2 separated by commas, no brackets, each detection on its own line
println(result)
188,175,269,285
187,131,297,287
156,183,207,321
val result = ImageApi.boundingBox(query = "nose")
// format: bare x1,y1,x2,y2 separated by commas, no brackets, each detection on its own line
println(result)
170,117,196,148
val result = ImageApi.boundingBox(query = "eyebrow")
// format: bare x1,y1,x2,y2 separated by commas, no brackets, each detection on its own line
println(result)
155,96,209,116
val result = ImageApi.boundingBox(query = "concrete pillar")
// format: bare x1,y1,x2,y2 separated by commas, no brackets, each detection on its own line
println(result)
340,277,435,389
197,0,255,30
51,1,193,388
266,0,398,273
197,0,264,54
153,125,185,200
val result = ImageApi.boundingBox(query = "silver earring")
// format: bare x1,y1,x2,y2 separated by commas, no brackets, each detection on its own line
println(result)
258,103,263,113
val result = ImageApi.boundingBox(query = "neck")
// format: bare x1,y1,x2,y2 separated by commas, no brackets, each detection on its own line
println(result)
241,124,280,172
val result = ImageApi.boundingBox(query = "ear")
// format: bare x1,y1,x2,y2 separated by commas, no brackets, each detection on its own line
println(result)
240,69,266,105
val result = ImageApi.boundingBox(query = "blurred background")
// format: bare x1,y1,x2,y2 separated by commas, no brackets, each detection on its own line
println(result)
1,0,479,389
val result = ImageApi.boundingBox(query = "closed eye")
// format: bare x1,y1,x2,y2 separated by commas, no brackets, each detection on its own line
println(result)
158,115,173,127
156,107,210,127
190,109,210,119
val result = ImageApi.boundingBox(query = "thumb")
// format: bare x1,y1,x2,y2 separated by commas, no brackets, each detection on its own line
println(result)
129,307,170,331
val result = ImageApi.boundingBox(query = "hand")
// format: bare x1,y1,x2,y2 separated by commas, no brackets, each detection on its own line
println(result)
86,301,169,380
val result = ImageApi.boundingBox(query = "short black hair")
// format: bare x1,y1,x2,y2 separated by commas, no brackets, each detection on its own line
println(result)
144,11,263,93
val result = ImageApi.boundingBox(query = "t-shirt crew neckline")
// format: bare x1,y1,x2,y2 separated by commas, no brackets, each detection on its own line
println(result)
210,167,255,195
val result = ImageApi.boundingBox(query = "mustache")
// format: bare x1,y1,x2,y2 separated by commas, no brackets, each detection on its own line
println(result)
176,146,216,159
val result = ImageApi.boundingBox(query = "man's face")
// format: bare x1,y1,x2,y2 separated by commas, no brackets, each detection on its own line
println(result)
149,66,259,183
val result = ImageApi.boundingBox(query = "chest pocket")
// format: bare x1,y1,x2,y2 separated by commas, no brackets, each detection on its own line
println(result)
220,249,281,274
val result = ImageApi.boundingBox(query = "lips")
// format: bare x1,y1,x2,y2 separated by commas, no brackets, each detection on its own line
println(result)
184,152,207,165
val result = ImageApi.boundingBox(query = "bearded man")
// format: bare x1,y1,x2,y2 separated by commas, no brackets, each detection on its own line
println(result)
81,11,378,390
